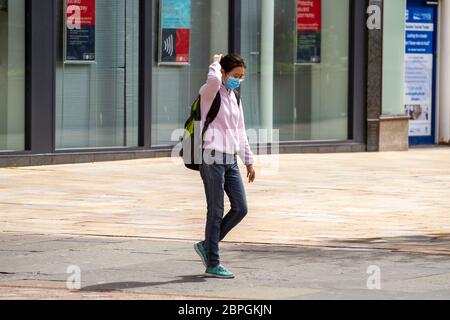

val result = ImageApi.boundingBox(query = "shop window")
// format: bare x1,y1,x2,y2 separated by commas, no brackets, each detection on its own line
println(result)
151,0,229,146
241,0,350,142
0,0,25,152
55,0,140,150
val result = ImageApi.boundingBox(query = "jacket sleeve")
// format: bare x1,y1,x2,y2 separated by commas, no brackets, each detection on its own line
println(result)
199,62,222,114
237,99,255,166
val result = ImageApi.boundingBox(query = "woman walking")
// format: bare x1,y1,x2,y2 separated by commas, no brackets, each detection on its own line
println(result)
194,54,256,279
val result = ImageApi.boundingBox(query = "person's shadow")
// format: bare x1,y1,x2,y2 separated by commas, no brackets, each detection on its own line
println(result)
80,275,207,293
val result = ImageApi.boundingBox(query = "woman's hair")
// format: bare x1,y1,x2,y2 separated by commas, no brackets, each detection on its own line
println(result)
220,54,247,73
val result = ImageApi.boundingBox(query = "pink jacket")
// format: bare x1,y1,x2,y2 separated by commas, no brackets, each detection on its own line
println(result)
199,62,255,166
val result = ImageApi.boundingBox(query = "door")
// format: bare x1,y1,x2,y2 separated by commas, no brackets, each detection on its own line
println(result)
405,0,438,145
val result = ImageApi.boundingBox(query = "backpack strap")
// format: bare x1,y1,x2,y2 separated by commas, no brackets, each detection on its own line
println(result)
202,91,222,137
234,89,241,107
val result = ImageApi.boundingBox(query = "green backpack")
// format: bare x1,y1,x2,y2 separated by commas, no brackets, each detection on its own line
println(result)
179,90,241,171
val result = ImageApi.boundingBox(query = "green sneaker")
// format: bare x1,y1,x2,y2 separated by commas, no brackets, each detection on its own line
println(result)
194,241,208,267
205,265,235,279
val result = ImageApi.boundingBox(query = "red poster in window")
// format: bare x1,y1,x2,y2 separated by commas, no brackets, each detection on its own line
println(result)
297,0,321,63
175,29,190,63
67,0,96,26
297,0,321,31
65,0,96,62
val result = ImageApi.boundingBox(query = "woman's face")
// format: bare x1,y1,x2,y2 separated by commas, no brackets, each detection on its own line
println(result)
221,66,246,83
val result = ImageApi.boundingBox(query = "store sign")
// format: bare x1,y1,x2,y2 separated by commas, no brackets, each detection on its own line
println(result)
404,6,434,137
65,0,96,63
159,0,191,65
296,0,321,64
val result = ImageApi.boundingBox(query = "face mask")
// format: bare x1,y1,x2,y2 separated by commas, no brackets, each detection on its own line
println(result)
224,76,242,90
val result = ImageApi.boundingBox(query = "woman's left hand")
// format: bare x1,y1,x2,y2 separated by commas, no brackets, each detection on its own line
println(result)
246,164,256,183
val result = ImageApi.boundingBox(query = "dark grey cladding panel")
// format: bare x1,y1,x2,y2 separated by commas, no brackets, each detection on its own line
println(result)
366,0,384,151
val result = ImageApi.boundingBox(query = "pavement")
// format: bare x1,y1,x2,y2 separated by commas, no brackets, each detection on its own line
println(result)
1,147,450,299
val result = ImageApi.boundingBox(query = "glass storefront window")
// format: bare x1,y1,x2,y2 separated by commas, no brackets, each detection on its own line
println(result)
151,0,229,146
0,0,25,152
241,0,350,142
55,0,140,150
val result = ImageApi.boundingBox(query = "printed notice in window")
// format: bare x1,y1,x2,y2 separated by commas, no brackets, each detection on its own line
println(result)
297,0,321,64
159,0,191,66
65,0,96,64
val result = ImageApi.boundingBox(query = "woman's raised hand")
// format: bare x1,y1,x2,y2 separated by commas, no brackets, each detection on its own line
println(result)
213,54,223,64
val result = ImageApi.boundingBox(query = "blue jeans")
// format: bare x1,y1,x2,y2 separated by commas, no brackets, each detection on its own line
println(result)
199,150,248,268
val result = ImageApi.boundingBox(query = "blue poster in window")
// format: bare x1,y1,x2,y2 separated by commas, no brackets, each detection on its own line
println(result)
404,6,434,137
161,0,191,29
159,0,191,64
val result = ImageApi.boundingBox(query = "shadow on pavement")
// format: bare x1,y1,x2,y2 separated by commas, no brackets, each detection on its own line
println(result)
80,275,207,293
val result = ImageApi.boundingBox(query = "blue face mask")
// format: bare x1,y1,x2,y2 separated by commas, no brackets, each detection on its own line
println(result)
224,76,242,90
